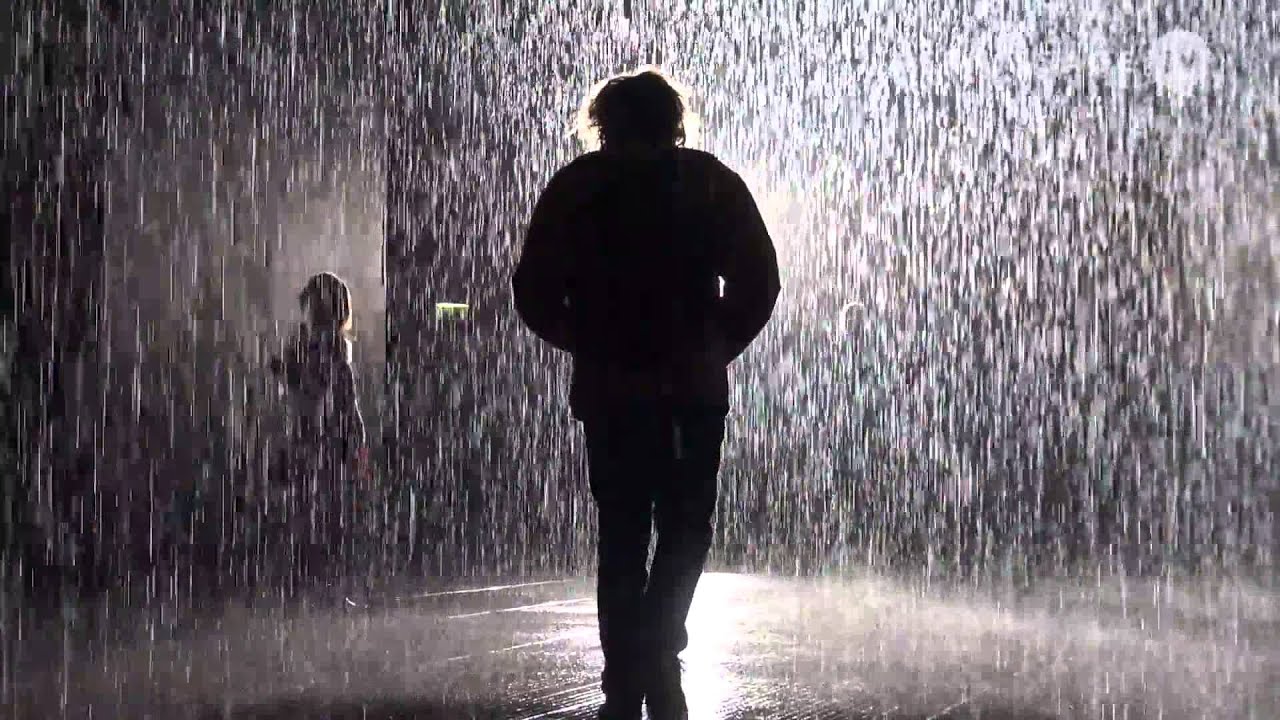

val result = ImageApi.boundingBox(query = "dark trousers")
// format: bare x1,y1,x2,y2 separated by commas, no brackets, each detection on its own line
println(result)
582,406,726,698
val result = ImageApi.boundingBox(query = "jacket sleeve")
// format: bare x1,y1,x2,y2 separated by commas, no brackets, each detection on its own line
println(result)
512,168,576,353
718,172,781,360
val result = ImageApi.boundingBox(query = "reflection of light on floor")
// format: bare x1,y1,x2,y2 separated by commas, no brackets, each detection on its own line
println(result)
681,573,763,717
22,572,1275,718
448,597,590,620
411,579,572,599
443,629,595,664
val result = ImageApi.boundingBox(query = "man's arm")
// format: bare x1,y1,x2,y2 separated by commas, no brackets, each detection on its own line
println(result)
512,169,576,353
718,172,781,360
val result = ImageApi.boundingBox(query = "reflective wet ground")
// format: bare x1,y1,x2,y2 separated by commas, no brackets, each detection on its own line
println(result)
5,572,1278,719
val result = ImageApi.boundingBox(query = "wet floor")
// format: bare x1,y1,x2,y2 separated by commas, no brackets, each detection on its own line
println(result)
5,572,1278,719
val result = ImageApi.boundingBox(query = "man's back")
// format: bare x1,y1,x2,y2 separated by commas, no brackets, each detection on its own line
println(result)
566,149,724,365
513,146,780,420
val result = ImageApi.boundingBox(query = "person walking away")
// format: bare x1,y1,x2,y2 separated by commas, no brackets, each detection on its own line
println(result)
512,67,780,720
270,272,370,591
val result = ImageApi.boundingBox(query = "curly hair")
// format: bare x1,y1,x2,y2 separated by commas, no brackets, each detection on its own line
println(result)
575,66,700,151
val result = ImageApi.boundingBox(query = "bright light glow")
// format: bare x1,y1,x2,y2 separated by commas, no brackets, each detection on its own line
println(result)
1148,30,1212,98
735,166,799,240
680,573,762,716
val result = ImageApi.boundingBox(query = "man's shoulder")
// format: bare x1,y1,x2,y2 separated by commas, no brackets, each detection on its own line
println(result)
676,148,736,175
673,149,747,201
559,148,735,172
544,149,741,194
546,152,611,188
564,150,607,168
675,147,723,164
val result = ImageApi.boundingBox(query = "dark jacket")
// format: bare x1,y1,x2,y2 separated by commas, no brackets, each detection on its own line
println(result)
512,147,780,420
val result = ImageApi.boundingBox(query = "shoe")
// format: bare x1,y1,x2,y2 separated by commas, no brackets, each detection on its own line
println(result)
645,656,688,720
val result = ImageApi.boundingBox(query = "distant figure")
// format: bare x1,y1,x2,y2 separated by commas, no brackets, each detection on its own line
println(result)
512,68,780,720
270,272,369,581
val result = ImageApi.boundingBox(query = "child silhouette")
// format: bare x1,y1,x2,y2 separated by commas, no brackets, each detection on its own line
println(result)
269,272,369,586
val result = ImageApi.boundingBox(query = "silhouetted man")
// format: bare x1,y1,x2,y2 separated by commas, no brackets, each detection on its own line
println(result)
512,68,780,720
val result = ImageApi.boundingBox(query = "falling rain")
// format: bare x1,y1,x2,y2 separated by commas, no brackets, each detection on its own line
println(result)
3,1,1278,718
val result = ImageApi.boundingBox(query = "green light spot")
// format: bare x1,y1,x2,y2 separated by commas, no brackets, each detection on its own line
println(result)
435,302,469,320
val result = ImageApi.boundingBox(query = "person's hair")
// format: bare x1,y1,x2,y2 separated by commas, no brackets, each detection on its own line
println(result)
299,272,353,336
575,66,700,151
